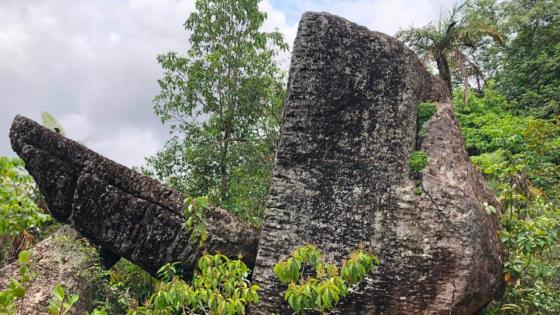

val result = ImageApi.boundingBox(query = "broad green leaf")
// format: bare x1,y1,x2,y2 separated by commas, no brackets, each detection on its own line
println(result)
41,112,66,136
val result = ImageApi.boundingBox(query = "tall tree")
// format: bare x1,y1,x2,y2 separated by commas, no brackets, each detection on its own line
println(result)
495,0,560,118
397,1,504,99
145,0,287,221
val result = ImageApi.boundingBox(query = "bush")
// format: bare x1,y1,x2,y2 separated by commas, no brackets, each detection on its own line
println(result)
127,254,259,315
274,245,379,313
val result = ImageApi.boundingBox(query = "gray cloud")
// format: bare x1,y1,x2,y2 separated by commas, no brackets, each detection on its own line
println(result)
267,0,454,37
0,0,195,166
1,0,453,167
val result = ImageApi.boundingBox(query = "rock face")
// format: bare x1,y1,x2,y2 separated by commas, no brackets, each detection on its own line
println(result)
0,227,98,315
251,12,504,314
9,116,258,276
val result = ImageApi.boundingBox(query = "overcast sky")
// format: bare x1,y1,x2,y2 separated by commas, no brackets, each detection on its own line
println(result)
0,0,453,167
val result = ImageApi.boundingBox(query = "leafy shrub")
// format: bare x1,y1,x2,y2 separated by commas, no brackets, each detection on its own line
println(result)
417,101,437,128
92,259,157,314
274,245,379,313
182,196,209,247
0,157,52,267
48,284,79,315
0,157,51,236
127,254,259,315
409,151,428,180
0,250,35,314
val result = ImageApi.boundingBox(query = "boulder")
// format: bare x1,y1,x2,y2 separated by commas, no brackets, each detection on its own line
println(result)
250,12,504,314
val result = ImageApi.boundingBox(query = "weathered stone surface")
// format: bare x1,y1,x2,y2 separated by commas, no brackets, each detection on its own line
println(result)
251,12,504,314
0,227,98,315
9,116,258,276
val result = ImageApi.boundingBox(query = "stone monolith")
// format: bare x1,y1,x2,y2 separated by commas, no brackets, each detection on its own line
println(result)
251,12,504,314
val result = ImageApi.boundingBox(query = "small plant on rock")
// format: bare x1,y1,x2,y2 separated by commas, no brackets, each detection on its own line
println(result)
182,196,210,248
273,244,379,314
409,151,429,195
47,284,80,315
0,250,35,314
417,102,437,128
409,151,428,178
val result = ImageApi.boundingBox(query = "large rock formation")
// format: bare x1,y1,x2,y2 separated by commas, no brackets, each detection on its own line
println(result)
251,12,504,314
8,11,504,315
9,116,258,276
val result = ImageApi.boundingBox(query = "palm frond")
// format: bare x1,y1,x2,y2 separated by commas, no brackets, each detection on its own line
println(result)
396,25,438,51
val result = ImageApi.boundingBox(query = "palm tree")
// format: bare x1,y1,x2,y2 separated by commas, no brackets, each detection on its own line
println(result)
397,1,505,101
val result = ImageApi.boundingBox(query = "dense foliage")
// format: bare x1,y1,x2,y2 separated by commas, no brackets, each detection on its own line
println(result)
495,0,560,118
126,254,259,315
454,86,560,314
144,0,287,223
401,0,560,313
0,157,51,266
0,157,50,237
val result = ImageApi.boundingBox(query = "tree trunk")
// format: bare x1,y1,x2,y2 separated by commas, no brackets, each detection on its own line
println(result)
434,49,453,96
219,123,232,203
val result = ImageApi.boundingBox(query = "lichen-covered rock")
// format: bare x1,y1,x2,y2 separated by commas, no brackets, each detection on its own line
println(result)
0,227,98,315
250,12,504,314
9,116,258,276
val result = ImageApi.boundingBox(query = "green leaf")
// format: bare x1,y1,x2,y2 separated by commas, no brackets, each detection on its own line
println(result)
69,294,79,305
48,305,59,315
18,250,30,264
52,284,65,300
12,287,25,298
41,112,65,136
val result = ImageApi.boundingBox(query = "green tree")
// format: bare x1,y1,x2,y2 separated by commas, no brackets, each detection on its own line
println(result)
495,0,560,118
397,1,504,99
145,0,287,222
454,82,560,314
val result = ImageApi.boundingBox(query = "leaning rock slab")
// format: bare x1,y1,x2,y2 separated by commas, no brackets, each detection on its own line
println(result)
251,12,504,314
9,116,258,276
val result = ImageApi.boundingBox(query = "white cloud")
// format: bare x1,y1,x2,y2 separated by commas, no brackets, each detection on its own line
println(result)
0,0,195,166
88,127,163,167
58,113,162,167
261,0,298,46
260,0,298,68
265,0,454,36
58,113,93,142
